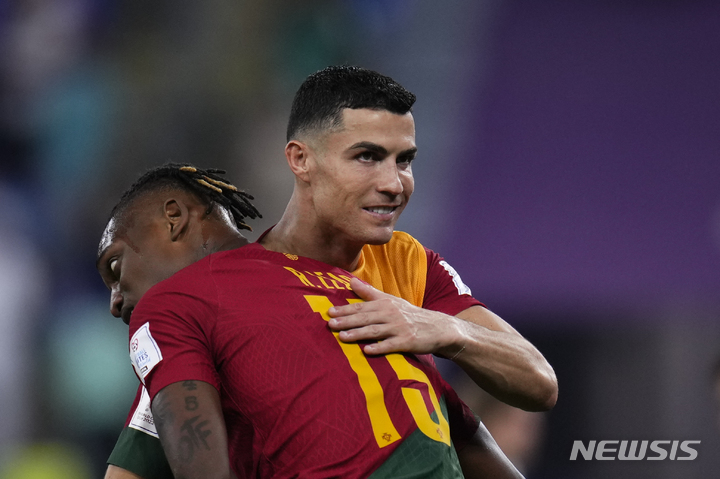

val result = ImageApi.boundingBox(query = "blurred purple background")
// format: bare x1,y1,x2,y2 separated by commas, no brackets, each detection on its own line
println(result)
1,1,718,478
443,0,720,314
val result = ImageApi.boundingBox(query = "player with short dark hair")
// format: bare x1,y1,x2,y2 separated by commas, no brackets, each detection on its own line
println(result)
104,65,554,478
286,65,416,142
97,164,524,479
265,65,556,408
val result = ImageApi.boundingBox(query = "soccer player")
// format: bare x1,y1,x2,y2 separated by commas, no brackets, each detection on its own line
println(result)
105,65,556,478
263,65,556,412
97,164,524,478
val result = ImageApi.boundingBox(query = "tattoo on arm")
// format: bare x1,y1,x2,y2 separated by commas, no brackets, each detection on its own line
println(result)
152,390,175,426
183,381,199,411
178,416,212,463
153,381,228,477
185,396,199,411
182,380,198,391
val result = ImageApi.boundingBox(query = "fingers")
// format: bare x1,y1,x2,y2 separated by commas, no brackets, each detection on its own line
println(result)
338,324,388,344
328,296,396,319
347,277,385,301
363,338,403,356
329,308,392,333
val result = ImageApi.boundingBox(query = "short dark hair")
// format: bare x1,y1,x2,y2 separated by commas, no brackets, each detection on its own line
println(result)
286,65,416,142
111,163,261,231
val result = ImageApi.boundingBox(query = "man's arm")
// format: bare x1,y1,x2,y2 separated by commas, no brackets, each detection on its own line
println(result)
450,305,557,411
456,421,525,479
328,278,557,411
104,384,173,479
151,380,237,479
105,465,144,479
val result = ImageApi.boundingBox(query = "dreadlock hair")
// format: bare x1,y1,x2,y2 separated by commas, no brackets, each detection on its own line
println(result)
286,65,416,142
111,163,261,231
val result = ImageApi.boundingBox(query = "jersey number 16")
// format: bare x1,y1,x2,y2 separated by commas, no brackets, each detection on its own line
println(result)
304,295,451,449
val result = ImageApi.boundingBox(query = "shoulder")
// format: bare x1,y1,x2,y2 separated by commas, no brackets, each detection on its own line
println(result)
354,232,427,306
387,230,423,248
362,230,426,260
147,245,262,297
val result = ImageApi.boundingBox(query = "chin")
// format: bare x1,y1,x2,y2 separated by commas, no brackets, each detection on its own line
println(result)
361,229,395,246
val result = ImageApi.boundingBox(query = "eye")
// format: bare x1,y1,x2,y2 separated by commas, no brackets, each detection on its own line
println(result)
356,151,376,162
109,258,119,277
397,154,415,167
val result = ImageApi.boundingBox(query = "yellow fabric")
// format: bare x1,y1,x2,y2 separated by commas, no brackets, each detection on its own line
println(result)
352,231,427,307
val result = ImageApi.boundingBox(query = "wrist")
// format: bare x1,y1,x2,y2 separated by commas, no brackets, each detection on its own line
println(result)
435,315,468,360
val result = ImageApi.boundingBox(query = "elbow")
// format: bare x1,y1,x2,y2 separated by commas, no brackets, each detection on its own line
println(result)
498,367,558,412
531,367,558,412
512,364,558,412
538,383,558,411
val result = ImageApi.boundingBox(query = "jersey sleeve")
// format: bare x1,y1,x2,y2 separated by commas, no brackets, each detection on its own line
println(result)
422,247,484,316
107,384,173,478
108,426,173,479
128,262,220,402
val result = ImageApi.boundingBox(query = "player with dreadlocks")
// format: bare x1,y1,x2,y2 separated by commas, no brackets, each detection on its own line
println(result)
110,163,260,232
97,162,523,479
99,163,259,478
97,163,260,326
102,65,556,479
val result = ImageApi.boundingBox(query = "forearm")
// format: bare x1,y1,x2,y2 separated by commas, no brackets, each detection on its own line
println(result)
327,279,557,410
444,307,557,412
457,421,525,479
152,380,237,479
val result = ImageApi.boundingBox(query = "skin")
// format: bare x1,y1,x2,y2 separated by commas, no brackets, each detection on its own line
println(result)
266,108,418,269
97,192,248,323
262,108,558,411
98,191,246,479
98,188,523,479
151,381,236,479
457,423,526,479
105,465,142,479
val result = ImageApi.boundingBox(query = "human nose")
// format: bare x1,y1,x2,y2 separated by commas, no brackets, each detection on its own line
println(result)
110,286,123,318
377,160,404,196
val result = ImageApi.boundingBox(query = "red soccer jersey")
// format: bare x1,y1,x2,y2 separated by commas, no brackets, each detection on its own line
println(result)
128,243,478,478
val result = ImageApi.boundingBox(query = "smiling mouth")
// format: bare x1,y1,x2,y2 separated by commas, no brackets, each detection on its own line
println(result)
364,206,397,215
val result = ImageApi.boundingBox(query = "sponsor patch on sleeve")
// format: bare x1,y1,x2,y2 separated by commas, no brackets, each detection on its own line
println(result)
439,260,472,296
128,386,159,438
130,322,163,384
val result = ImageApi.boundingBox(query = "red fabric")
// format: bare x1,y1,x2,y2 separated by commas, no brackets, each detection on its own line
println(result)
423,247,484,315
128,244,478,478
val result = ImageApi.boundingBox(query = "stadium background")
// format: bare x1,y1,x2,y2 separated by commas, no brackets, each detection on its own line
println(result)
1,1,718,477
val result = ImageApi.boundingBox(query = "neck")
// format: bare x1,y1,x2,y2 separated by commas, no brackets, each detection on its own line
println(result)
260,192,363,271
213,234,249,253
197,220,250,258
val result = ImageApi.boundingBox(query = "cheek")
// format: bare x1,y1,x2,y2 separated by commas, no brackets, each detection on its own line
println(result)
314,173,354,207
125,259,166,298
401,172,415,198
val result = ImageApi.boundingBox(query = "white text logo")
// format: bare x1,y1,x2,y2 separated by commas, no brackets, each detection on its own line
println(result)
569,440,700,461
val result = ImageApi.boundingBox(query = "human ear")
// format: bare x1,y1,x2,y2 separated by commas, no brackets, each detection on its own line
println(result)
164,198,190,241
285,140,312,183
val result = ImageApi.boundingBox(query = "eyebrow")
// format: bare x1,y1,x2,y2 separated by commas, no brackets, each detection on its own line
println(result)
96,246,110,269
348,141,418,158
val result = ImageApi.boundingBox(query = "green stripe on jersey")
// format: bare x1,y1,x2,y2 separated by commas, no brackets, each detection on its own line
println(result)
107,427,173,479
369,397,464,479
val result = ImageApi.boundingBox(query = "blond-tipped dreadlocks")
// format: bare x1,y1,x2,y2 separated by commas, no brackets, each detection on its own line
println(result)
111,163,261,231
